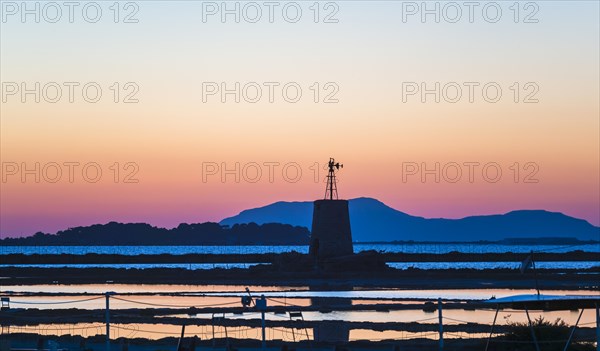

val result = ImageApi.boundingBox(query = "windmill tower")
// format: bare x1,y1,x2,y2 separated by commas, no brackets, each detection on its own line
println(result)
309,158,354,259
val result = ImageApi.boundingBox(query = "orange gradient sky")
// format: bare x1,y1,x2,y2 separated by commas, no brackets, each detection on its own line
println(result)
1,1,599,236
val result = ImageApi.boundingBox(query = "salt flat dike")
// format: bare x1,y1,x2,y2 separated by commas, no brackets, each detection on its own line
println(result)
221,197,600,241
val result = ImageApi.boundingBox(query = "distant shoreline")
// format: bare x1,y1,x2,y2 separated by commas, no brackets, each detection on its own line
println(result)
2,239,598,246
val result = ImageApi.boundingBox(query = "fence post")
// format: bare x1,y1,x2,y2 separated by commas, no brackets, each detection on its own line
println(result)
105,292,111,351
256,295,267,349
596,302,600,351
438,298,443,351
177,325,186,351
485,306,499,351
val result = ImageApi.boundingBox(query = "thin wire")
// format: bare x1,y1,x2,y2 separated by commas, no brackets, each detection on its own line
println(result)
111,325,186,335
111,296,240,308
268,311,306,322
410,316,440,323
443,316,476,324
9,296,103,305
265,297,303,308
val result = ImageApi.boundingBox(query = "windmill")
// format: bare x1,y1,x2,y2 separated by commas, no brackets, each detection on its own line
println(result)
325,158,343,200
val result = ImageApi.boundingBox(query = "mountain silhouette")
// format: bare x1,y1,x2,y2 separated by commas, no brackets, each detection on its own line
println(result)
220,197,600,242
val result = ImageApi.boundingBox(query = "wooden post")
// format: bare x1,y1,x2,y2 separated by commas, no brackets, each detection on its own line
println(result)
105,292,111,351
438,298,443,351
485,306,499,351
176,325,186,351
261,311,266,348
524,307,541,351
211,315,215,348
596,303,600,351
256,295,267,349
531,251,540,296
563,308,584,351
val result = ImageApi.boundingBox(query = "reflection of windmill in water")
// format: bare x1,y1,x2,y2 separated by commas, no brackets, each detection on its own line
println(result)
309,158,354,260
310,292,352,343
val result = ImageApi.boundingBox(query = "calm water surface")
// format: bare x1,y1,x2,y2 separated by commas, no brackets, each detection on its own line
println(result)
2,243,598,255
2,261,598,270
3,284,598,342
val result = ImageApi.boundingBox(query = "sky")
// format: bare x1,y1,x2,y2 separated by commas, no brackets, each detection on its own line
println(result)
1,0,599,237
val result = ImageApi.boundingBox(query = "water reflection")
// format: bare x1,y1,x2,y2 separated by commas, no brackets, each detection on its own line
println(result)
202,288,597,300
9,317,591,343
311,296,351,343
2,285,598,343
0,263,263,269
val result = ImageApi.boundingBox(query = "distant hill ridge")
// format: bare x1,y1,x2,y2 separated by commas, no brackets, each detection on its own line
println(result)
0,222,310,246
220,197,599,242
2,198,597,245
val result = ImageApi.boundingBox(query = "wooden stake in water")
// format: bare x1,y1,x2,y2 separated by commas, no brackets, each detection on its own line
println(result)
105,292,110,351
596,303,600,351
438,298,443,351
524,306,541,351
177,325,186,351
